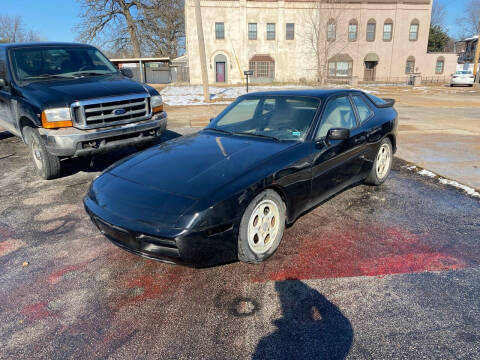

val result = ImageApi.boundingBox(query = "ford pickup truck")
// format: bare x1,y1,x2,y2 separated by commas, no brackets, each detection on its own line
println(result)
0,42,167,179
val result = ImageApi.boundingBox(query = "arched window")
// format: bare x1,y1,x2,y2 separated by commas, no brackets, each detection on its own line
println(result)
405,56,415,74
366,19,376,41
249,54,275,80
383,19,393,41
436,56,445,74
328,54,353,78
409,19,419,41
348,19,358,41
327,19,336,42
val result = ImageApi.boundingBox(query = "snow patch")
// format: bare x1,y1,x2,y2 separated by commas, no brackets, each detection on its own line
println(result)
417,169,437,178
438,178,480,198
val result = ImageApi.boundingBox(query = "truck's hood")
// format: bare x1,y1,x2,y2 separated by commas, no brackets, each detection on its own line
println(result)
20,74,150,108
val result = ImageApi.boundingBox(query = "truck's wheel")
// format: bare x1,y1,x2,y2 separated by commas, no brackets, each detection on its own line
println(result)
238,189,286,264
23,127,61,180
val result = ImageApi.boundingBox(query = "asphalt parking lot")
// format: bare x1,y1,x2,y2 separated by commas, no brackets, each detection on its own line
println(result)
0,125,479,359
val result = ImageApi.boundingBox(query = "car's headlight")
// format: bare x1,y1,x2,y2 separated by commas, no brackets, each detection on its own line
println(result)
41,107,73,129
151,95,163,114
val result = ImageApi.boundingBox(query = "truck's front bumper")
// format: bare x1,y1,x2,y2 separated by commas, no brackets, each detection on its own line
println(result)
38,112,167,157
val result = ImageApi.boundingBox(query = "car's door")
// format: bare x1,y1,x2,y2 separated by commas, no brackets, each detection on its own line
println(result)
0,49,16,134
310,95,367,205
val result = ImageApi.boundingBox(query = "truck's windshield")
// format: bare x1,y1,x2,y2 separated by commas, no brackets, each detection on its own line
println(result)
10,46,118,81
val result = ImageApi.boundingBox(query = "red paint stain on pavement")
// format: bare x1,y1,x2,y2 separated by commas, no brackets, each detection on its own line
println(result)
0,239,26,257
21,301,54,320
254,223,470,282
47,263,88,284
0,225,13,240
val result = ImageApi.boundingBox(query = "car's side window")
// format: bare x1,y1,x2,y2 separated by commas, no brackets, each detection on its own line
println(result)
352,95,374,123
316,96,356,139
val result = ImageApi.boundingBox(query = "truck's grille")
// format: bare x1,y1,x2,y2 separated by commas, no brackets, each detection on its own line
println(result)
71,94,151,129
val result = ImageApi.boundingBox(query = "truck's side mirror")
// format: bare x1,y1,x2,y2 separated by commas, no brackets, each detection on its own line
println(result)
120,68,134,78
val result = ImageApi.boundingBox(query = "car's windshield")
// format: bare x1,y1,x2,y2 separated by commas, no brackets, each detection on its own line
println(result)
10,46,118,81
207,96,321,141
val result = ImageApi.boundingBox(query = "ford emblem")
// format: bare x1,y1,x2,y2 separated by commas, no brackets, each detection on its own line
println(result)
113,108,126,115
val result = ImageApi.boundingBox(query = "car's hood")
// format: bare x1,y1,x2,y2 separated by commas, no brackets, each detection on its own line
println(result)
108,131,296,199
21,74,149,108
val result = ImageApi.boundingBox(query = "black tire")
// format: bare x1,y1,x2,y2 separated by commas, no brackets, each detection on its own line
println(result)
23,127,61,180
365,137,393,186
238,189,286,264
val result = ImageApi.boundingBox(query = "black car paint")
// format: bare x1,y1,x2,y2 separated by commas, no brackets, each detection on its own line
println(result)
0,43,159,140
84,89,397,267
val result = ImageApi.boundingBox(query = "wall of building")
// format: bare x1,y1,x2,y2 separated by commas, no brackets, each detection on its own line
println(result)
185,0,456,84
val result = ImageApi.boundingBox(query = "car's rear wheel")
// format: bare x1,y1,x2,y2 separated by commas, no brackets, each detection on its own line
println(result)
23,127,61,180
365,137,392,186
238,190,286,264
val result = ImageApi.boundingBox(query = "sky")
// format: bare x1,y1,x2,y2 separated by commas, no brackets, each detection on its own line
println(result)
0,0,472,42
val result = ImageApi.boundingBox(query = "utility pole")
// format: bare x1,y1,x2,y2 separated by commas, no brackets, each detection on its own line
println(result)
194,0,209,102
474,35,480,83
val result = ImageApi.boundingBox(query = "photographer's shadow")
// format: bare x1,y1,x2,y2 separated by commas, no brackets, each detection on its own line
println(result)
253,280,353,360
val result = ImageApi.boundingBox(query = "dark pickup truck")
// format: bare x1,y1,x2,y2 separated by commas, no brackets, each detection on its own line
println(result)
0,42,167,179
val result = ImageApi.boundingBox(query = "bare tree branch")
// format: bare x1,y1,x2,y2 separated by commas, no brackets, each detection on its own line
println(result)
0,15,42,43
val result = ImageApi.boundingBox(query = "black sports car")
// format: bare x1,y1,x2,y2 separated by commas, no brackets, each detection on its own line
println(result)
84,89,397,267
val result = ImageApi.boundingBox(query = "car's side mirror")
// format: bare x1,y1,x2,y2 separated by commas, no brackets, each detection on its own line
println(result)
120,68,134,78
0,78,6,89
209,117,214,123
327,128,350,141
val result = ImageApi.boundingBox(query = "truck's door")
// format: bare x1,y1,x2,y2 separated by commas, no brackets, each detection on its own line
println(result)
0,48,16,134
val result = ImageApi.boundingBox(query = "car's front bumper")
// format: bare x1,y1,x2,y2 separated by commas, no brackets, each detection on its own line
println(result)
84,197,239,267
38,112,167,157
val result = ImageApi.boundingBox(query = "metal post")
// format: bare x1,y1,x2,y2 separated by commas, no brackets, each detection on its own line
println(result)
473,37,480,82
246,74,249,93
139,60,144,83
194,0,209,102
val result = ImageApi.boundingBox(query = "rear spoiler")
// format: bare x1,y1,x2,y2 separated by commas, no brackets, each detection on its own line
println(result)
376,98,395,108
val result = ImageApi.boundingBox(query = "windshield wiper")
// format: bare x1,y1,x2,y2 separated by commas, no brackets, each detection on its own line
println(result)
233,132,279,141
204,127,233,135
23,74,72,80
71,72,108,77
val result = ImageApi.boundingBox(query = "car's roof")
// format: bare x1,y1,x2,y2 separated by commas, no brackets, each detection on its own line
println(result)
0,42,95,49
241,89,363,99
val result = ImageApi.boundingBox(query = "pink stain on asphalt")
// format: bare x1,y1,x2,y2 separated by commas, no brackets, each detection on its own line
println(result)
21,302,54,320
0,239,26,257
254,224,470,282
47,263,88,284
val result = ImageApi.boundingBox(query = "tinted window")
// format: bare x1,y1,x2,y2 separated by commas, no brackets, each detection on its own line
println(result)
316,96,356,139
352,95,373,123
0,50,6,79
210,96,320,140
10,46,117,81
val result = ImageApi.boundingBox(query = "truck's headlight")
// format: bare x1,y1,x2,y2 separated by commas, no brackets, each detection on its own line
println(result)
41,108,73,129
151,95,163,114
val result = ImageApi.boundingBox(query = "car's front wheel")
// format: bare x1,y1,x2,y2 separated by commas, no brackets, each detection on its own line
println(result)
238,190,286,264
23,127,61,180
365,137,393,186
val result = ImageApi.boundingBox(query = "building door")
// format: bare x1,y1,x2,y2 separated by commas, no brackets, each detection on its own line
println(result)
364,61,377,81
216,62,225,82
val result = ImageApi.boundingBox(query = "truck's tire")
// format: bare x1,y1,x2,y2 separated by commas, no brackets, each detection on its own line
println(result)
238,189,286,264
23,127,61,180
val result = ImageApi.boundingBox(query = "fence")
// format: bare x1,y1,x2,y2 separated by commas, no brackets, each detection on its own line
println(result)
326,75,450,86
170,65,190,83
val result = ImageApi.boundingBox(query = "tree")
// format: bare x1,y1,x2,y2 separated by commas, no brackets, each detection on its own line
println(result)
431,0,446,28
75,0,184,58
0,15,41,43
457,0,480,38
302,0,352,84
428,25,451,52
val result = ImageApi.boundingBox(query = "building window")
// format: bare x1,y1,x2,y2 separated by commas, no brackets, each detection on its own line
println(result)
366,19,376,41
248,23,257,40
249,55,275,79
327,19,336,42
328,54,353,77
436,57,445,74
348,20,358,41
409,20,419,41
383,20,393,41
286,23,295,40
215,22,224,39
267,23,276,40
405,56,415,74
